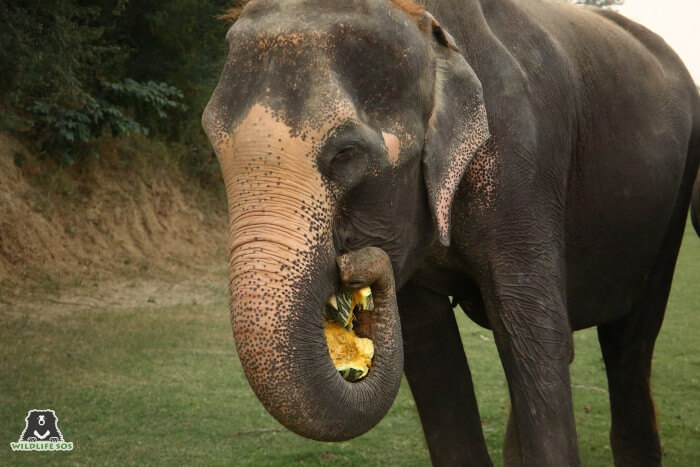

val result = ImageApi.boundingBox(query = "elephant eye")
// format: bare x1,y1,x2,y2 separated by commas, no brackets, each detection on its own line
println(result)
335,144,360,161
331,142,366,170
317,122,379,187
325,141,369,188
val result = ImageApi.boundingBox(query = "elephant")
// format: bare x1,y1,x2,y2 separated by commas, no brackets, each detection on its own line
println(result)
202,0,700,465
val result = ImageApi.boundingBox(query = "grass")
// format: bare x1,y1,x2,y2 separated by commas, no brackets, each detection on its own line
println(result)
1,223,698,465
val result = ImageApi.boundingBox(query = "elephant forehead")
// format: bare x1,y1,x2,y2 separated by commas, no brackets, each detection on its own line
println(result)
221,9,432,119
210,101,356,163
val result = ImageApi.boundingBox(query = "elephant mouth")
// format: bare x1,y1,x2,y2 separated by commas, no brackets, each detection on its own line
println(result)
324,285,377,382
319,247,402,387
351,297,374,340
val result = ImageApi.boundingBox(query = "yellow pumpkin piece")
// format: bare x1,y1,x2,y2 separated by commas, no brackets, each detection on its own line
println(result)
352,287,374,312
324,321,374,382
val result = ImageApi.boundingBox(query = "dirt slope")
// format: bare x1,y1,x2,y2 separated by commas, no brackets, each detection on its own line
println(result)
0,134,228,292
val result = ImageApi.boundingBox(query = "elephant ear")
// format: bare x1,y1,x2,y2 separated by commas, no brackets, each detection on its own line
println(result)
420,12,490,246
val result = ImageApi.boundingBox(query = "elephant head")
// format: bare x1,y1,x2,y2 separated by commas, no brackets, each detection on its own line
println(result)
202,0,489,441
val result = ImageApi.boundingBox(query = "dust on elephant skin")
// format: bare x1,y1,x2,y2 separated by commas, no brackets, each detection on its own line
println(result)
204,0,700,465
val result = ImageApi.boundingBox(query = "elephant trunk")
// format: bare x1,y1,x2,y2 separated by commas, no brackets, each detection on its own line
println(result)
224,154,403,440
230,231,403,440
212,103,403,440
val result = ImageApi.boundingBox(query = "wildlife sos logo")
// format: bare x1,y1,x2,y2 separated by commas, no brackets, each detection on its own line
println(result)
10,409,73,451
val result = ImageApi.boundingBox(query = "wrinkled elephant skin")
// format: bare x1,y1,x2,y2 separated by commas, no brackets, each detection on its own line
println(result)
203,0,700,465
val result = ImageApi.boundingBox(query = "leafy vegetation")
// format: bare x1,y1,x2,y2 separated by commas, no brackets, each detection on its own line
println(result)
0,0,233,171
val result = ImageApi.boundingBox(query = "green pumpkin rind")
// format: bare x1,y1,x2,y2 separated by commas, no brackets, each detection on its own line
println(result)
326,289,355,329
338,366,368,382
336,290,354,327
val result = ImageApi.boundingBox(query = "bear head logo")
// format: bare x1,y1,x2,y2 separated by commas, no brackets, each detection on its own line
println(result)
20,409,63,442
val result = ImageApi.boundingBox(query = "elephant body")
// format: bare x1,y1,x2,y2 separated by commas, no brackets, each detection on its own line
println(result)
421,1,696,330
204,0,700,465
404,2,699,465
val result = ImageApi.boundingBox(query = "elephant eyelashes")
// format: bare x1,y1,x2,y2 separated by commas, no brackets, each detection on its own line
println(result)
319,122,392,190
317,132,373,188
328,144,368,187
335,144,359,162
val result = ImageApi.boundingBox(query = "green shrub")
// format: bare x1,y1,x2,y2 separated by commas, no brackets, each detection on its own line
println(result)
0,0,232,170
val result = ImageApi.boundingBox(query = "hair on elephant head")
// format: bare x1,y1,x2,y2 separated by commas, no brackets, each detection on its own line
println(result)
202,0,488,441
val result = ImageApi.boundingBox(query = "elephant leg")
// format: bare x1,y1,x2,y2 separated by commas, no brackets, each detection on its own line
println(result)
597,251,678,466
502,332,575,465
398,282,492,467
596,190,690,467
503,406,520,466
478,246,580,467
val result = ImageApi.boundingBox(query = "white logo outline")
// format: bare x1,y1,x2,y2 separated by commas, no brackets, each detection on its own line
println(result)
10,409,73,451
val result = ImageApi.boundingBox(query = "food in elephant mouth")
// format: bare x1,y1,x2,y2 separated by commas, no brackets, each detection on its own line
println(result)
324,287,375,382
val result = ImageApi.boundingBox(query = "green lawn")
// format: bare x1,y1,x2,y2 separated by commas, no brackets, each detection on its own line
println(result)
1,223,698,466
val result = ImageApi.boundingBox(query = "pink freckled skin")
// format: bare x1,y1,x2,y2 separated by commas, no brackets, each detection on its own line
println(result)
382,132,400,165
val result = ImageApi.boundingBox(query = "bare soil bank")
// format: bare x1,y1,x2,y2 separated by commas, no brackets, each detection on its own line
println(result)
0,134,228,300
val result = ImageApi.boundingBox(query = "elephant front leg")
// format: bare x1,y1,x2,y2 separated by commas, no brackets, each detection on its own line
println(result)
479,249,579,467
398,282,492,467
